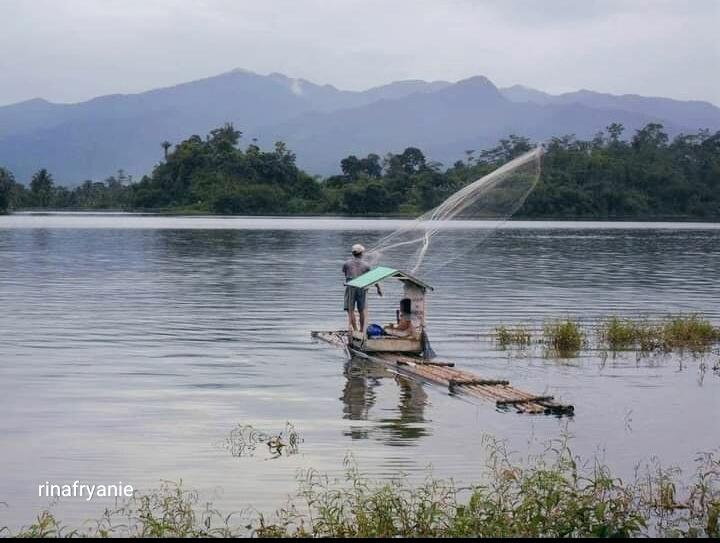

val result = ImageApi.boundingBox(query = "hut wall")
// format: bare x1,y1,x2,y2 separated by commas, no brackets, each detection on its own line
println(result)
403,282,426,328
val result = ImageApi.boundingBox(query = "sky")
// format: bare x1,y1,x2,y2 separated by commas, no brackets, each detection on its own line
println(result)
1,0,719,106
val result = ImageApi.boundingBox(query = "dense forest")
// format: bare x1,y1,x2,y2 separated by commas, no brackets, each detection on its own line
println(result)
1,122,719,219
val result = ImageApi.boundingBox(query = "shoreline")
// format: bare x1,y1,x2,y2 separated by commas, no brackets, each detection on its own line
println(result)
5,210,720,226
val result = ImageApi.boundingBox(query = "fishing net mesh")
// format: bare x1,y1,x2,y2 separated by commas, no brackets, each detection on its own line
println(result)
365,147,543,276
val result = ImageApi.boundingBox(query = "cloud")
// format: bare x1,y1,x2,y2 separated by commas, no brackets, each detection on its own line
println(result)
0,0,717,106
290,79,303,96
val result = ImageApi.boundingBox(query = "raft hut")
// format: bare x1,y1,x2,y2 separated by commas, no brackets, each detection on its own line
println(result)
312,266,574,417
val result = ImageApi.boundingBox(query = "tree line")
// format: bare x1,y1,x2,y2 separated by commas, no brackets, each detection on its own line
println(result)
1,122,718,219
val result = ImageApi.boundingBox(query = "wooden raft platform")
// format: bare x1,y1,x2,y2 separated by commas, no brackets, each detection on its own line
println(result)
311,330,574,416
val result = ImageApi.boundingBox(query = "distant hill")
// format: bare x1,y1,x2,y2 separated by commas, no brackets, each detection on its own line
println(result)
0,69,718,183
500,85,720,130
267,76,698,174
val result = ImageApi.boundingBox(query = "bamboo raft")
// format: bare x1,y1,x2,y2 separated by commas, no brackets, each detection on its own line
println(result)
311,330,574,416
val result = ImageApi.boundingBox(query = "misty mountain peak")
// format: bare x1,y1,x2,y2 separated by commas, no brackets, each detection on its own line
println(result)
18,97,52,106
445,75,503,101
456,75,499,92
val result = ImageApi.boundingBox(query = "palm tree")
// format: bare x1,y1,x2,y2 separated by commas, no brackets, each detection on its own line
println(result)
161,141,172,160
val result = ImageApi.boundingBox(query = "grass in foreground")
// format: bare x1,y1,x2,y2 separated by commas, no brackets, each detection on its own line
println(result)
5,438,719,538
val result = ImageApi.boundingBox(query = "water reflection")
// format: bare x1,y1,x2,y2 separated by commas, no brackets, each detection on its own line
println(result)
341,358,429,445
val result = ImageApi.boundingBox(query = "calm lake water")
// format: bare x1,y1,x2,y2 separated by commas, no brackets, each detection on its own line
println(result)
1,213,719,529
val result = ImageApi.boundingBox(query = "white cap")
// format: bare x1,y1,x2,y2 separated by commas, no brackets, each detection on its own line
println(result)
352,244,365,254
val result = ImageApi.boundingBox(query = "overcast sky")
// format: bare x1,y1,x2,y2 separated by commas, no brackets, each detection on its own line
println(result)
1,0,718,106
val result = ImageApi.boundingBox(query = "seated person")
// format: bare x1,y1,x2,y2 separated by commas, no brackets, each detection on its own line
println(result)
384,298,417,338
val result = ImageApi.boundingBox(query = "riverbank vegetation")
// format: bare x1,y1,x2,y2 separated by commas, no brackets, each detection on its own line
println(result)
494,315,720,355
3,438,718,538
1,123,718,219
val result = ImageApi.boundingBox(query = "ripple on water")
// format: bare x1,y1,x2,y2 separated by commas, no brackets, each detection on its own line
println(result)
0,216,719,529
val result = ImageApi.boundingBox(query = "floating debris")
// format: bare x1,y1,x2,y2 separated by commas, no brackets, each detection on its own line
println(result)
220,422,301,459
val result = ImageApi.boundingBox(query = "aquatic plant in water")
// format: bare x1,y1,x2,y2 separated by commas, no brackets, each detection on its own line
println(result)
542,319,584,357
599,316,640,350
489,315,719,358
598,315,720,354
661,315,720,352
494,325,532,348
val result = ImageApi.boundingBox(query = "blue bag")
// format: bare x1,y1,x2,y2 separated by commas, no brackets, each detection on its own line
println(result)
366,324,384,338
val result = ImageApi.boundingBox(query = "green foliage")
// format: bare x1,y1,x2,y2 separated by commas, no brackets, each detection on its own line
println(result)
8,482,238,538
8,439,719,538
7,511,69,538
1,169,134,210
126,123,325,214
495,325,532,348
29,169,54,208
0,167,14,214
2,122,718,218
448,439,646,538
599,316,640,350
543,319,584,357
523,125,720,219
119,122,720,218
492,314,719,357
598,315,720,353
660,315,719,352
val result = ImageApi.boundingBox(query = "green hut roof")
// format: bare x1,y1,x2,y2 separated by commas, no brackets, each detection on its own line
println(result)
346,266,433,291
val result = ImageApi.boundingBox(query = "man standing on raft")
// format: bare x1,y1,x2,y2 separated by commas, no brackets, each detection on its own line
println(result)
343,244,381,333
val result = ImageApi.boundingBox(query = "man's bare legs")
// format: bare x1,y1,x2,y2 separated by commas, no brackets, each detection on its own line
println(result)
347,310,358,332
359,307,367,334
347,309,367,334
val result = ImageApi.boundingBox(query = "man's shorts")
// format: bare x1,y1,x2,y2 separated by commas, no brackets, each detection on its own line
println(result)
344,286,367,312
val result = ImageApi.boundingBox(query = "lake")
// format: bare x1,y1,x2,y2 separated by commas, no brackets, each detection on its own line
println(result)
1,213,719,530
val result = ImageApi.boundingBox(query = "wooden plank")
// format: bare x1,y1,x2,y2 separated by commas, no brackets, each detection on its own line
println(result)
313,330,573,416
449,378,510,387
496,395,555,406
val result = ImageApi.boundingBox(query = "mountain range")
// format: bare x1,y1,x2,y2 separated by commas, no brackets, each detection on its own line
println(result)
1,68,719,184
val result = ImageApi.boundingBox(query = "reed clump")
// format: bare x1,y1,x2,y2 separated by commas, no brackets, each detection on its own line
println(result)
598,315,720,353
661,315,719,352
543,319,584,357
599,316,639,350
495,325,532,348
9,439,717,538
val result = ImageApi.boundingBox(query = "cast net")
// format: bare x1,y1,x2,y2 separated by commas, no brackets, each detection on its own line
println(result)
365,147,543,276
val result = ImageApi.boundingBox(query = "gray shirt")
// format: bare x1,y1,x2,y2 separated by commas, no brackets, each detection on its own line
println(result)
343,256,370,282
